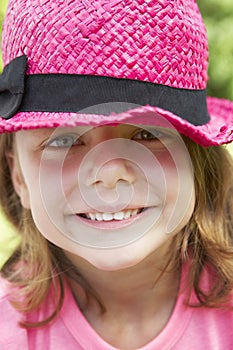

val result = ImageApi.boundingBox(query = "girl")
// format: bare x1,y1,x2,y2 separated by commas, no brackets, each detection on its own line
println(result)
0,0,233,349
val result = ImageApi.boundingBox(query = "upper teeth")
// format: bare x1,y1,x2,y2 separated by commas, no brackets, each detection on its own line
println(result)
86,209,140,221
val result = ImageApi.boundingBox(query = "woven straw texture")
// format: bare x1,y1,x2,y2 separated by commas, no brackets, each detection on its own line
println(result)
0,97,232,146
1,0,233,145
2,0,208,90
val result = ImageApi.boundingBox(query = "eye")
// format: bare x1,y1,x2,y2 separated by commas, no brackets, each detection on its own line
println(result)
132,128,164,141
46,134,81,148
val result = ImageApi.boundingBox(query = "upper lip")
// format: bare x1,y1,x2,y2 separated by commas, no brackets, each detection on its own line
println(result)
76,206,149,215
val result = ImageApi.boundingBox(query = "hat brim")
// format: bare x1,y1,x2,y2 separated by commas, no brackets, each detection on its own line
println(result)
0,96,232,147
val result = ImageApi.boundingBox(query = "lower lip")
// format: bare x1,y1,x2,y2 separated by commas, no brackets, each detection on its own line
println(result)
73,208,155,230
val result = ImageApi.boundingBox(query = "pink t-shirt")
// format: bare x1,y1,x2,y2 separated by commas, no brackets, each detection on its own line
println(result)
0,264,232,350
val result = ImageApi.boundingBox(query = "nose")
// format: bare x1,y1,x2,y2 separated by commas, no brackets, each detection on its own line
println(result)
77,137,150,212
83,154,138,213
92,158,136,189
82,137,137,189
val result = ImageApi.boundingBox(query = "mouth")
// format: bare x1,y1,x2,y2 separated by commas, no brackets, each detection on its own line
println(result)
78,208,146,222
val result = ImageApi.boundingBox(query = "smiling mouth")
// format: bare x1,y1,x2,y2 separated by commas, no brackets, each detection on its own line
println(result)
78,208,146,222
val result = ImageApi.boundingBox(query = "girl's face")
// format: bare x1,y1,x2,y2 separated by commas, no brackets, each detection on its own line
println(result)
11,124,195,270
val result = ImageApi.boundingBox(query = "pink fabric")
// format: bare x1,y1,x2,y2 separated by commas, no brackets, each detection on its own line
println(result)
1,0,232,145
0,98,233,146
2,0,208,90
0,265,232,350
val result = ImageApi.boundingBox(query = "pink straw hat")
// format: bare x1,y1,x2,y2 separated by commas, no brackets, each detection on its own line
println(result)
0,0,232,146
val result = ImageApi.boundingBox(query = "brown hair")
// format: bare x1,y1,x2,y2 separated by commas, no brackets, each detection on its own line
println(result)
0,132,233,327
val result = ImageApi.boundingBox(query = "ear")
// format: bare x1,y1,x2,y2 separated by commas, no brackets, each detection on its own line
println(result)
6,150,31,209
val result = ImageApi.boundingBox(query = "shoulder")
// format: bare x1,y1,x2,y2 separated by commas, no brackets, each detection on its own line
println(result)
179,260,233,323
178,262,233,346
0,277,15,311
182,259,233,306
0,277,29,348
0,277,22,323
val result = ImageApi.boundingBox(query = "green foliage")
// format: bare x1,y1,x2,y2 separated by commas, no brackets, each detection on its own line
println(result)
197,0,233,100
0,0,8,70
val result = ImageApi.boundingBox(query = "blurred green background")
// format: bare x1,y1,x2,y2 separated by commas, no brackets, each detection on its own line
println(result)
0,0,233,267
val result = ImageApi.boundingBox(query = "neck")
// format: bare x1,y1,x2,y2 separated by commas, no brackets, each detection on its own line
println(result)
66,249,180,318
65,250,180,348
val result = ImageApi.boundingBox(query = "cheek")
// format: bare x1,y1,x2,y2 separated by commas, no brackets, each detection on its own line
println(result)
61,159,82,196
35,154,80,201
26,171,70,249
28,157,83,240
19,154,67,229
159,153,195,234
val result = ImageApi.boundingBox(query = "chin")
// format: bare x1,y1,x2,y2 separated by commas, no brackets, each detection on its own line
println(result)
82,247,150,272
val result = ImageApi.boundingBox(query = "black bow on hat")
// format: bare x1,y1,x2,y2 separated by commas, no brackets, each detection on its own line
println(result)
0,55,27,120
